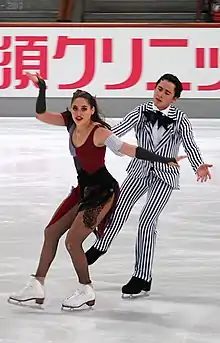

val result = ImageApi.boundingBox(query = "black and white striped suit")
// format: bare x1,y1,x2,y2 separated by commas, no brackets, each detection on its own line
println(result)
93,101,204,281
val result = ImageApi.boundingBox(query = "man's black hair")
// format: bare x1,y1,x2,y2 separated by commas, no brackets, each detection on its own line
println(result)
156,73,183,98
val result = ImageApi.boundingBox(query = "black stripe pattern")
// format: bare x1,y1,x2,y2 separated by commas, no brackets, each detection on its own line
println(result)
112,101,204,189
92,101,204,281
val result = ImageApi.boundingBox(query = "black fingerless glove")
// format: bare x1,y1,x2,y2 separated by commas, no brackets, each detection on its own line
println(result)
135,147,177,164
36,77,46,114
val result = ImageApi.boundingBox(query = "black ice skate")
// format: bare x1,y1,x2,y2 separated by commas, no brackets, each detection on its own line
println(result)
85,246,106,265
122,276,152,298
142,279,152,292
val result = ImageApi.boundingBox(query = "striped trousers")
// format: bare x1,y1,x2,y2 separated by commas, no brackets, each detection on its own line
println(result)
93,172,173,281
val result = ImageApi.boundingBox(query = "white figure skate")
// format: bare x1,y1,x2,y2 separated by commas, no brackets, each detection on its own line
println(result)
8,275,45,308
61,283,95,310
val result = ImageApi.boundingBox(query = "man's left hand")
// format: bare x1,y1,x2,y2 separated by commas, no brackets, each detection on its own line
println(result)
196,164,213,182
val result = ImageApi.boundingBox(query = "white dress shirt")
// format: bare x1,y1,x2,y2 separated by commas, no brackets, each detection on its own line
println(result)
151,104,171,148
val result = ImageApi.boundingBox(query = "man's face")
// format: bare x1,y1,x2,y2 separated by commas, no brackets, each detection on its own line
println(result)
153,79,177,110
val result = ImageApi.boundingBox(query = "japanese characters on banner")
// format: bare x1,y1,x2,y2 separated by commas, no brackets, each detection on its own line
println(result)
0,27,220,98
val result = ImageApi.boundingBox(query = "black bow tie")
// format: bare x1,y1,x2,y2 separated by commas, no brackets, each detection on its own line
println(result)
144,110,174,130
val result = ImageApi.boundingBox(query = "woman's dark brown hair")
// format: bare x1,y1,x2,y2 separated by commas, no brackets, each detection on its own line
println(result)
71,89,111,130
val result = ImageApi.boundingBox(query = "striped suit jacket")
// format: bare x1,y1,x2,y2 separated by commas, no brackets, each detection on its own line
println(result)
112,101,204,189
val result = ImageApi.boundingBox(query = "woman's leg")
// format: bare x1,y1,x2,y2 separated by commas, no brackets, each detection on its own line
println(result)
61,195,115,309
8,188,80,304
65,195,115,284
34,188,80,281
35,204,78,282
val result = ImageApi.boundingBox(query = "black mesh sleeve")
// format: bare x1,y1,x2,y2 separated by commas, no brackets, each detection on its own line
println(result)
36,78,46,114
135,147,177,164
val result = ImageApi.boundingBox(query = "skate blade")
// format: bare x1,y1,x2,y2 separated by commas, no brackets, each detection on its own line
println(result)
7,297,44,310
61,300,95,311
121,291,149,300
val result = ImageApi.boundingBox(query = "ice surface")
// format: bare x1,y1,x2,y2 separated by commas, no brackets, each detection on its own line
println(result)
0,118,220,343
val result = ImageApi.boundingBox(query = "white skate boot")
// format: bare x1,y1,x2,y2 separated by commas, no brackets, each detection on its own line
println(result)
61,283,95,310
8,275,45,307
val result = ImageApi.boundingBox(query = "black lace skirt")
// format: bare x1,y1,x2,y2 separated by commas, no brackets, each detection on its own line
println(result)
77,167,120,236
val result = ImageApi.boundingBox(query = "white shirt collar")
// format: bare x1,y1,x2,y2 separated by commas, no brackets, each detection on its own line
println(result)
152,103,171,116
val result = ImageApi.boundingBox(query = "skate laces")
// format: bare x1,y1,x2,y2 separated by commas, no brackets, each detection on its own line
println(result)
17,282,33,295
21,277,40,292
72,287,87,298
67,284,92,299
68,288,82,299
74,289,81,296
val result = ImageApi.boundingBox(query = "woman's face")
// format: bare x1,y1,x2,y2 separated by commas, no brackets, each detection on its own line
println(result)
70,97,95,127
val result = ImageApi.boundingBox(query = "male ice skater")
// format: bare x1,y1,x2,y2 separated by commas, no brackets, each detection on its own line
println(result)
86,73,212,295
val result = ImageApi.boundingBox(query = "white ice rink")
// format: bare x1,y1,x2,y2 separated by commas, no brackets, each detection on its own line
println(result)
0,118,220,343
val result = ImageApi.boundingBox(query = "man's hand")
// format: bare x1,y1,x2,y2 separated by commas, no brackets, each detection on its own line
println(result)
196,164,213,182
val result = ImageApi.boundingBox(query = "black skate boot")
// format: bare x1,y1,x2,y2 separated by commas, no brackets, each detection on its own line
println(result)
85,246,106,265
142,279,152,292
122,276,151,297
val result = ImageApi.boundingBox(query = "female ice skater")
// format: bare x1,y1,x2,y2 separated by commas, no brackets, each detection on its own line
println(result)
8,73,186,310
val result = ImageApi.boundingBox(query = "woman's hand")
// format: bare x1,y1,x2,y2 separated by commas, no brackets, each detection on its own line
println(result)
168,155,188,167
25,72,45,86
25,72,40,84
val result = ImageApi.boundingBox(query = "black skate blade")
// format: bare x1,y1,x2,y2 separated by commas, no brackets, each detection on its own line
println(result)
121,291,149,300
61,302,94,311
7,298,44,310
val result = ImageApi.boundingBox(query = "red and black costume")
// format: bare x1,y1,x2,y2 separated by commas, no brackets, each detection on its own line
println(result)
46,111,119,237
35,78,177,238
